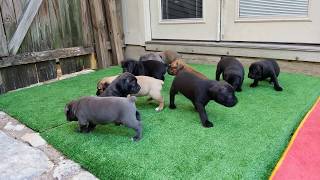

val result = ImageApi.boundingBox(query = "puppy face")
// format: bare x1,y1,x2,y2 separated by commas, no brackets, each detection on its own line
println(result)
64,101,77,121
117,72,141,95
96,82,110,96
208,81,237,107
167,59,184,75
248,64,263,80
121,60,134,73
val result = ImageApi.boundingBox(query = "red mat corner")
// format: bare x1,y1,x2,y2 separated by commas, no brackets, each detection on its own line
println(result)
270,97,320,180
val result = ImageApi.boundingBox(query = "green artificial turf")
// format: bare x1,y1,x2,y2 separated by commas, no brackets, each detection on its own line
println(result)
0,64,320,179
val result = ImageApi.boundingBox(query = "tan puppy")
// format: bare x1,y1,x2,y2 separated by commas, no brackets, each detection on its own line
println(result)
96,75,119,95
167,59,208,80
97,75,164,111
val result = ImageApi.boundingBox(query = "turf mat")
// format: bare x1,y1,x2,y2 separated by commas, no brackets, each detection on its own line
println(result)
0,64,319,179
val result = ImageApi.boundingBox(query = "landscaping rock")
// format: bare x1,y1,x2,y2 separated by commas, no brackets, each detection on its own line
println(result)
72,171,98,180
53,159,82,180
21,133,47,147
4,122,25,131
0,131,53,180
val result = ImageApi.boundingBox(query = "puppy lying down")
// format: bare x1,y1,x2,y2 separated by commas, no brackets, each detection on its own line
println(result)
97,75,165,111
65,96,142,141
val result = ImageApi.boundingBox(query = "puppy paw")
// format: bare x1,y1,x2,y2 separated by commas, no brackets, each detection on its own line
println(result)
132,136,141,142
275,86,283,91
155,107,163,112
169,104,176,109
203,121,213,128
250,83,257,88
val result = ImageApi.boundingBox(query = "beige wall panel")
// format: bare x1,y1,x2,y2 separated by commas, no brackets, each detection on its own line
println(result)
221,0,320,43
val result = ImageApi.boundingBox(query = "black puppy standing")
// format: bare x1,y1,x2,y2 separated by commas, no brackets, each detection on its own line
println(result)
99,72,141,97
121,59,167,80
99,72,142,121
169,71,238,127
248,59,283,91
216,56,244,92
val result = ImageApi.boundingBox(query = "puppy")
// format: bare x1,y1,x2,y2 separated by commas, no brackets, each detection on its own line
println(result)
248,59,283,91
121,59,167,80
96,75,119,95
167,59,208,80
97,75,164,111
159,50,181,64
65,96,142,141
169,71,237,128
139,53,164,63
99,72,141,97
216,56,245,92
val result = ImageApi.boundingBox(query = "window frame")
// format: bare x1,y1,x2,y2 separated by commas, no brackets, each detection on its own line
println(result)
234,0,312,23
158,0,206,24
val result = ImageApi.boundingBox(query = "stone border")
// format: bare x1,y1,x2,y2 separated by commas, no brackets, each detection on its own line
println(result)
0,111,98,180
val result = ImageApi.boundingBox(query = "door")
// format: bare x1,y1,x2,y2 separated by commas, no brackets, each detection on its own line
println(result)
150,0,220,41
221,0,320,43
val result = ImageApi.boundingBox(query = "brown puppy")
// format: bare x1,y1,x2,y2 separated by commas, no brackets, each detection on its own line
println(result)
167,59,208,80
97,75,165,111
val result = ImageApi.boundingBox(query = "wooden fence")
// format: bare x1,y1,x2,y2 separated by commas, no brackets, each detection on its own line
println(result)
0,0,124,94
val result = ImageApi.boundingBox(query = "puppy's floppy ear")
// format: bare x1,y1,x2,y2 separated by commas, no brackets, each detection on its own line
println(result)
177,63,185,71
102,82,110,90
65,102,76,121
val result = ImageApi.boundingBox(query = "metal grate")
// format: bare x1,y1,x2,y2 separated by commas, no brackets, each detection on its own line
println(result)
161,0,203,19
239,0,309,18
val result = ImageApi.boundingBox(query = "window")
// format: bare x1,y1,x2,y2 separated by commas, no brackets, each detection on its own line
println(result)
239,0,309,18
161,0,203,20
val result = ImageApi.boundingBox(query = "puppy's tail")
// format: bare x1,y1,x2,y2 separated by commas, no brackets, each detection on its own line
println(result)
127,95,137,103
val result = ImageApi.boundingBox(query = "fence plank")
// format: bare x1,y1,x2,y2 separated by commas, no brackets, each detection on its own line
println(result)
68,0,82,46
0,47,94,68
36,60,56,82
60,56,84,75
89,0,111,68
0,0,17,41
3,0,39,94
0,64,39,93
8,0,43,55
80,0,93,47
37,0,52,50
0,9,8,56
104,0,124,65
58,0,72,47
12,0,34,53
35,0,57,82
48,0,62,49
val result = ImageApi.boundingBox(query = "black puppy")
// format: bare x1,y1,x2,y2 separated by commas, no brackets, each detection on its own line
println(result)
121,59,167,80
216,56,244,92
248,59,283,91
99,72,141,97
99,72,142,123
169,71,238,128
